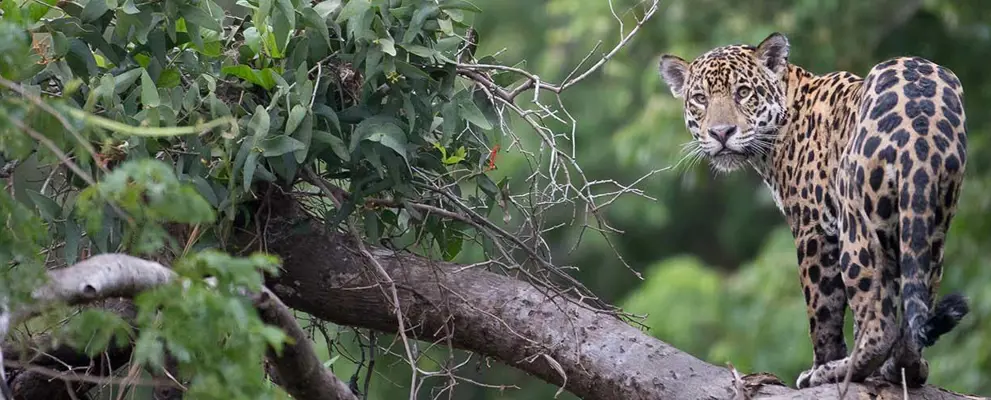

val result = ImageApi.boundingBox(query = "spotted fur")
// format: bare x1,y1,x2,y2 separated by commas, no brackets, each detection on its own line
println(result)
657,33,970,388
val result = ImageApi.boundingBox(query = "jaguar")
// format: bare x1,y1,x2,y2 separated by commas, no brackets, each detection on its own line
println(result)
656,32,970,388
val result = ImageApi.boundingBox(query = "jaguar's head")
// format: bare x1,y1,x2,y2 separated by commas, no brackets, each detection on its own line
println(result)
658,33,791,172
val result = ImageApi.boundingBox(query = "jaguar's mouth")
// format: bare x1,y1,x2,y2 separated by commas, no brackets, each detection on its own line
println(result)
709,150,749,172
714,148,745,156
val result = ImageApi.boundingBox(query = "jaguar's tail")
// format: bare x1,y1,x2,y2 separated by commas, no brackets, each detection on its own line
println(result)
919,292,969,347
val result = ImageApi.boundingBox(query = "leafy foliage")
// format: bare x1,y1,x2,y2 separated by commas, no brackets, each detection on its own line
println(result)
0,0,524,396
75,159,216,255
130,251,284,399
0,190,48,310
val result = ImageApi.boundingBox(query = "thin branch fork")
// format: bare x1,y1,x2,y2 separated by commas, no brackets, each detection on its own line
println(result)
0,254,357,400
299,171,617,314
456,0,660,103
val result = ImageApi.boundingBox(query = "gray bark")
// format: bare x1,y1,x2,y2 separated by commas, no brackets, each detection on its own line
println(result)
251,192,984,400
1,194,982,400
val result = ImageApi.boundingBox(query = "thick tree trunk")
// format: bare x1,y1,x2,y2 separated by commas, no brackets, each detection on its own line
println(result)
251,193,984,400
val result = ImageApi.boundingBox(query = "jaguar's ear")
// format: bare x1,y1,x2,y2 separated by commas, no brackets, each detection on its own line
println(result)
658,54,689,98
755,32,790,78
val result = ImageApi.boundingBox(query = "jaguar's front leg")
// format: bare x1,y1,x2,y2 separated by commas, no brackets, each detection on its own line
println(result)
793,230,848,387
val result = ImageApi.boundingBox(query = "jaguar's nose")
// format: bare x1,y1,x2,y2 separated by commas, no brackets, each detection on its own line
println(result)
708,125,738,144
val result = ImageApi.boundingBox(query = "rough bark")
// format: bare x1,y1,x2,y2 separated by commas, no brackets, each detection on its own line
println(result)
253,287,358,400
251,193,984,400
1,195,983,399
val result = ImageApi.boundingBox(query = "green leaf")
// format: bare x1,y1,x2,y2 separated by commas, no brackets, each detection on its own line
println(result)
114,68,143,93
51,31,69,58
441,231,462,261
141,69,161,107
438,18,453,36
243,152,260,189
272,0,296,55
403,4,438,43
312,0,340,19
247,105,271,138
157,68,182,89
190,176,219,207
242,26,262,55
261,30,283,58
442,146,466,165
63,217,81,265
133,333,165,371
401,44,436,58
253,0,273,24
476,174,498,199
65,38,98,80
350,117,409,164
61,310,133,357
121,0,141,14
335,0,370,23
180,4,223,33
26,0,58,22
301,7,332,51
26,189,62,221
182,82,200,112
233,139,253,183
259,135,306,157
459,96,492,130
313,104,341,135
1,0,24,24
293,112,313,163
432,141,448,159
285,104,307,134
313,130,349,162
80,0,109,22
379,37,396,56
395,60,431,81
221,65,277,90
439,0,482,13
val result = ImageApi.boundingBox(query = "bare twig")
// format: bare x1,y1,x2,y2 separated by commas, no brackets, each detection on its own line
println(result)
2,360,179,388
456,0,659,102
6,118,95,187
353,239,419,400
0,77,102,165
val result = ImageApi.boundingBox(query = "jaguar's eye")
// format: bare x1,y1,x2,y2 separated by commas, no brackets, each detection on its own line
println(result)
691,93,708,105
736,86,752,100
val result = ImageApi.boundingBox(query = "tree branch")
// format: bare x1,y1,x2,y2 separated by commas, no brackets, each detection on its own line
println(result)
1,255,356,400
2,197,982,400
457,0,660,102
251,193,983,400
252,287,358,400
